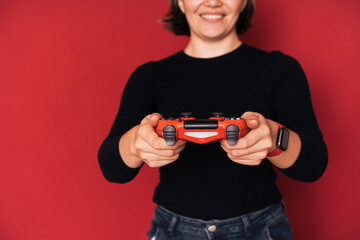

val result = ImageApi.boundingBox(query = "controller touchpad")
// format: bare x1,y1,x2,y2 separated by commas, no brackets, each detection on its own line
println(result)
184,120,218,129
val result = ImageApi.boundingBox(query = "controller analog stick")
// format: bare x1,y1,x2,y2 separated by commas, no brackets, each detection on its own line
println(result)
226,124,240,146
212,112,224,118
163,125,176,146
181,112,193,118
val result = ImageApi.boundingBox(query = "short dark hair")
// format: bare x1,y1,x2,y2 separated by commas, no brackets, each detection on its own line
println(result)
162,0,255,36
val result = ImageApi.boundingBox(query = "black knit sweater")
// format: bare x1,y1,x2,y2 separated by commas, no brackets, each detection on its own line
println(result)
98,44,328,220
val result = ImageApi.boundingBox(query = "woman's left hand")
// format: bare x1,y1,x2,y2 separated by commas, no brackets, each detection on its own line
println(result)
220,112,278,166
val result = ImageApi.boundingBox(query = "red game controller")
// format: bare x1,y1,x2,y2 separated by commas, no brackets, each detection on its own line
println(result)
156,112,250,146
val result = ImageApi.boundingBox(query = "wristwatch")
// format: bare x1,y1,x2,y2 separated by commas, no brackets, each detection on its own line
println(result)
267,122,289,157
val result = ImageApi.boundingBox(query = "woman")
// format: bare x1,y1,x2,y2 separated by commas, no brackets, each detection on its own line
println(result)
98,0,328,239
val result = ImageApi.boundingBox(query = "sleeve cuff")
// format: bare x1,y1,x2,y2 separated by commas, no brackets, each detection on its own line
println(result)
98,135,142,183
279,132,328,182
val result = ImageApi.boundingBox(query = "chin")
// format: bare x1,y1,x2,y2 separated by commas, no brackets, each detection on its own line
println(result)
199,28,232,40
202,33,228,41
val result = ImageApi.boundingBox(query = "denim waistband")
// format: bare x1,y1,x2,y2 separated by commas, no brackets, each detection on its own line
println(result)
153,202,284,238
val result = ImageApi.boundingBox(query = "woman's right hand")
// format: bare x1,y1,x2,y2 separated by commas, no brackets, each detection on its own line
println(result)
121,113,186,168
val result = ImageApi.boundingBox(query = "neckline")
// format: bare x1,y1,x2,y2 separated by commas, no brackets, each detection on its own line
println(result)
177,43,247,64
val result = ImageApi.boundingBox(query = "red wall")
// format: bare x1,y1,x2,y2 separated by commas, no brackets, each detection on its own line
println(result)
1,1,359,239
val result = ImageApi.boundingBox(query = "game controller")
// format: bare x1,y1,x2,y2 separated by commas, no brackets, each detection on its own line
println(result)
156,112,250,146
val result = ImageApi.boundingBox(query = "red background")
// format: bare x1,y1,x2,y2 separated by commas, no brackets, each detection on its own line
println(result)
1,0,359,239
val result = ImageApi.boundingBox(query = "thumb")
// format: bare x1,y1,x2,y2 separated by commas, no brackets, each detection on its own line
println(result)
241,111,261,129
246,117,260,129
149,113,162,127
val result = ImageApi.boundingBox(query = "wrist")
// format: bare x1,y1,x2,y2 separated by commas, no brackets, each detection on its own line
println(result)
267,121,290,157
119,126,143,168
266,119,280,153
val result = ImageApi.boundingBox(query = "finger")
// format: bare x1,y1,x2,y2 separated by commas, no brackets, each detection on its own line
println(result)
141,151,180,162
227,142,269,159
138,123,176,150
221,138,272,157
140,114,152,125
144,159,177,168
138,123,163,143
223,118,270,150
231,158,264,166
137,135,186,155
220,129,263,150
227,152,268,165
147,142,186,157
178,139,187,146
148,135,187,151
141,154,179,168
239,118,271,148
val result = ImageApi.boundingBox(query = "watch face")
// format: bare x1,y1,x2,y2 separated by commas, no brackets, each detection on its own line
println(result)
277,128,289,151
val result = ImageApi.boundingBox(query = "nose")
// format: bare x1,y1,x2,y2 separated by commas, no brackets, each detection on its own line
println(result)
204,0,223,8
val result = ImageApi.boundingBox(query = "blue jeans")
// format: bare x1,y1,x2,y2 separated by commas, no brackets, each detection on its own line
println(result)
147,203,293,240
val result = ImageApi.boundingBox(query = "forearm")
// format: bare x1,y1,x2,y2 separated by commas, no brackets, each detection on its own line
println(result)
266,53,328,181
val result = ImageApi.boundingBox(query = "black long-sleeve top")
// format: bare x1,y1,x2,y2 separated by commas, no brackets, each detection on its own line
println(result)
98,44,328,220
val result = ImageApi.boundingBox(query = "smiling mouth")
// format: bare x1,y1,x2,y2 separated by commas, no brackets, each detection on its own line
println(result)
200,14,225,20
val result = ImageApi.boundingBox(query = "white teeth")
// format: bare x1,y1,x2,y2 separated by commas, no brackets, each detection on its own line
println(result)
201,14,223,20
